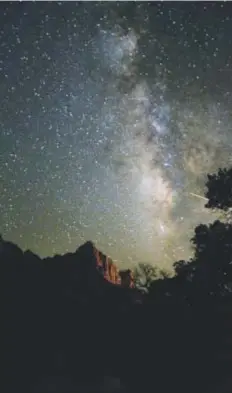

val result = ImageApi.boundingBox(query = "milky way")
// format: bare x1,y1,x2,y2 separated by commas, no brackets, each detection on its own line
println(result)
1,2,232,269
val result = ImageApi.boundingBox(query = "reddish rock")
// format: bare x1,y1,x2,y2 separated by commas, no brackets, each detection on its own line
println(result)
80,242,121,285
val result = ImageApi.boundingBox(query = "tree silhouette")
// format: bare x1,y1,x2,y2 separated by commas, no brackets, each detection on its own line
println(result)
133,262,160,292
205,167,232,211
194,221,232,295
173,221,232,298
171,167,232,299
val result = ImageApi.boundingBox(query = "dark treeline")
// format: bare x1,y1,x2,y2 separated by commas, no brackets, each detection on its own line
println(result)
3,167,232,393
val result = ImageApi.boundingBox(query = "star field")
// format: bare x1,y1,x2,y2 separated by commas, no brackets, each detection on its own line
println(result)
1,2,232,269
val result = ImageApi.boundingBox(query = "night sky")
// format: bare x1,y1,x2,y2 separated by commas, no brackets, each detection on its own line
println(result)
1,2,232,269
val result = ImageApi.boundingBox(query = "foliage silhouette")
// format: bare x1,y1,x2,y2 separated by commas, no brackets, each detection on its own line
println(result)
133,262,159,292
171,167,232,299
173,222,232,299
205,167,232,211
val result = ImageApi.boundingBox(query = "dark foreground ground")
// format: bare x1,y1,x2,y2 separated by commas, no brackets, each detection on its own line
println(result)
2,239,232,393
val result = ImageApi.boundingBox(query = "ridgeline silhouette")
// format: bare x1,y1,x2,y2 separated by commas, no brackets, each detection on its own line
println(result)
3,166,232,393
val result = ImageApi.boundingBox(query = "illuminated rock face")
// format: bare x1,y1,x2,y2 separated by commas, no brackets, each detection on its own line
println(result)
78,242,136,288
94,246,121,285
77,241,121,285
